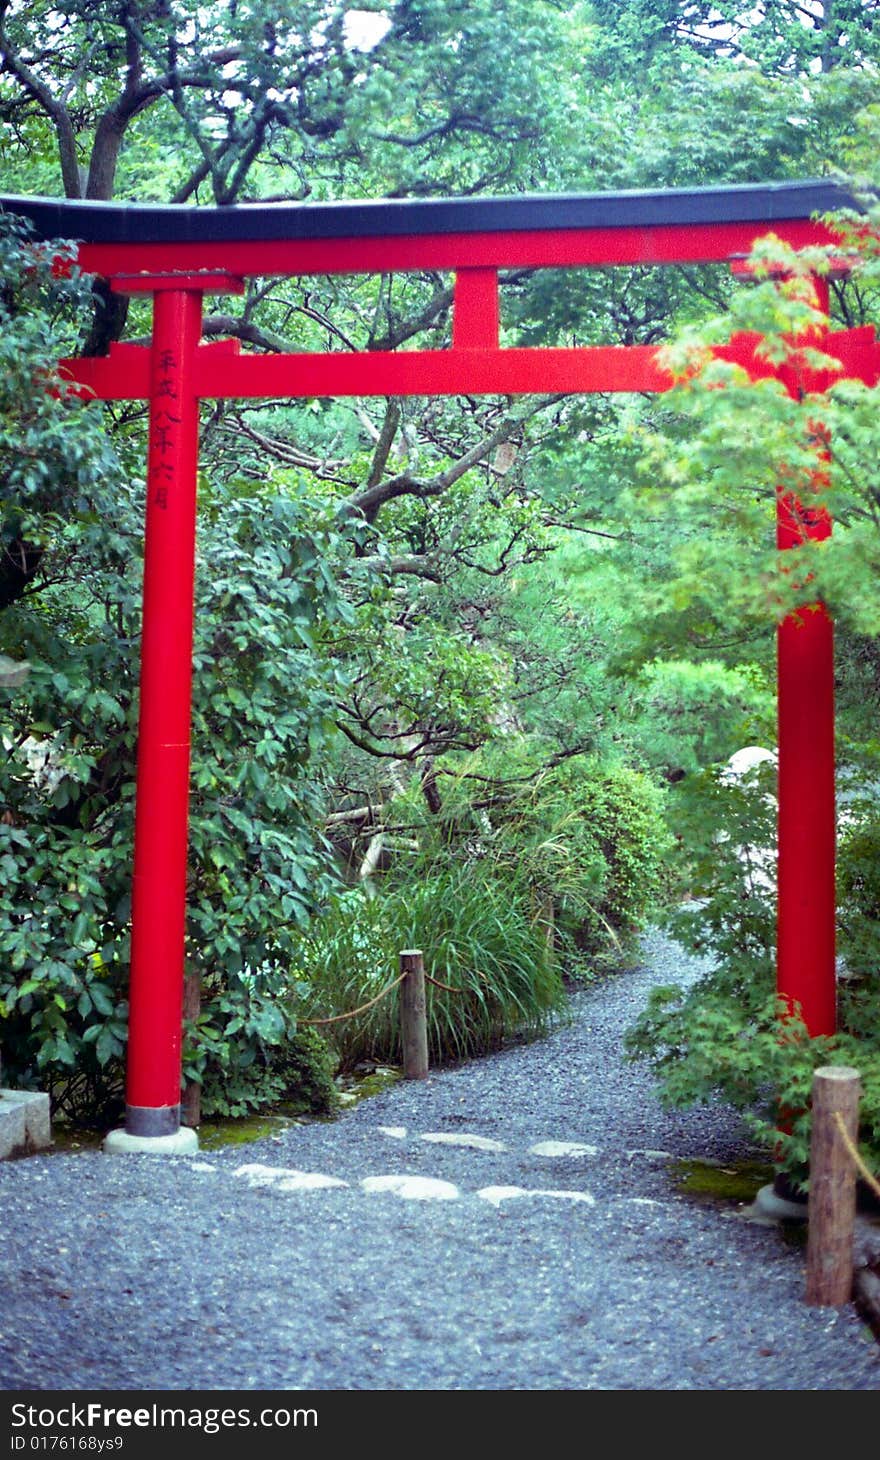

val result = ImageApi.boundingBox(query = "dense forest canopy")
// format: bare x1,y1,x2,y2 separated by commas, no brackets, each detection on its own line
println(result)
1,0,880,1175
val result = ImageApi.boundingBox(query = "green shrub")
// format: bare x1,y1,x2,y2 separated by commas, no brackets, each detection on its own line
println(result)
270,1024,339,1116
837,814,880,986
295,864,566,1070
485,755,673,967
626,761,880,1186
181,977,339,1119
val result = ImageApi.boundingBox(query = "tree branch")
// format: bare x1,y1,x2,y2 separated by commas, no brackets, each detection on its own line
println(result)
202,313,297,354
354,552,443,581
348,396,562,520
0,18,81,197
366,400,402,488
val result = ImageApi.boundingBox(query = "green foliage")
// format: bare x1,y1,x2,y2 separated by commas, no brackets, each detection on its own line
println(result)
0,210,121,595
630,222,880,639
634,659,774,781
835,812,880,1058
837,816,880,981
479,754,674,962
626,760,880,1183
296,865,566,1070
351,746,673,986
184,989,338,1120
587,0,880,77
0,478,368,1113
273,1024,339,1116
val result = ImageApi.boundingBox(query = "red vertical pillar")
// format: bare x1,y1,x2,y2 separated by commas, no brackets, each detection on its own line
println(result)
124,288,203,1135
776,527,836,1036
453,268,499,349
776,280,836,1039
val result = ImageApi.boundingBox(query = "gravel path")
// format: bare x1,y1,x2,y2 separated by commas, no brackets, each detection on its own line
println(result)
1,928,878,1392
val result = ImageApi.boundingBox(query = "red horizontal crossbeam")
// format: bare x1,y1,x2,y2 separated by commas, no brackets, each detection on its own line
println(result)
196,342,675,398
60,325,880,403
715,325,880,394
75,219,840,281
63,341,673,399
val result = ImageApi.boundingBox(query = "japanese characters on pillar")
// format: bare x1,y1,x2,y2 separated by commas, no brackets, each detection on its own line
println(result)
149,346,183,513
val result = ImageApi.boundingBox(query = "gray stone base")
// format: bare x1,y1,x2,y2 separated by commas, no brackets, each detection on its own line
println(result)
103,1125,199,1156
748,1182,809,1222
0,1089,52,1160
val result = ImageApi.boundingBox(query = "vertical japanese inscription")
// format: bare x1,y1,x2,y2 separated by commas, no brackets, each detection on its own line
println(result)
149,348,182,510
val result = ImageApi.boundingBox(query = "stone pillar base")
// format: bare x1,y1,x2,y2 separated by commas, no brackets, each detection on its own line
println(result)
103,1126,199,1156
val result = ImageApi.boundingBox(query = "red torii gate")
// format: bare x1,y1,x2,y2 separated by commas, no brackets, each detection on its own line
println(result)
6,179,880,1152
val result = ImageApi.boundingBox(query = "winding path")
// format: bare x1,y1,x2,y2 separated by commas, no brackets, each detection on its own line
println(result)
1,929,877,1391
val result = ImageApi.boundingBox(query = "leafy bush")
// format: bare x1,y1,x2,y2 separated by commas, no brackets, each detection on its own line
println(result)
483,754,673,968
296,864,566,1070
626,760,880,1185
0,215,372,1121
184,987,338,1120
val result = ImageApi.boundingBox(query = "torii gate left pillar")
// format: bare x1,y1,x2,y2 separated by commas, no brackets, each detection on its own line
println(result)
105,273,241,1155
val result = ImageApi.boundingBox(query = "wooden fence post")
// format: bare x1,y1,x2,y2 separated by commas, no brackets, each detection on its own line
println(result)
805,1065,861,1307
399,949,429,1080
180,971,201,1128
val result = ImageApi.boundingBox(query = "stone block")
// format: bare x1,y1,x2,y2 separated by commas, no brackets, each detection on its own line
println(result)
0,1090,52,1159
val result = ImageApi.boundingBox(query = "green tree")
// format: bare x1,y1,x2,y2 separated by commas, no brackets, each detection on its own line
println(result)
624,210,880,1179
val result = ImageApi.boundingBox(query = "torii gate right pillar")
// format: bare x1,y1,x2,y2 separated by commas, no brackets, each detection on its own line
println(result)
775,272,837,1039
776,506,836,1038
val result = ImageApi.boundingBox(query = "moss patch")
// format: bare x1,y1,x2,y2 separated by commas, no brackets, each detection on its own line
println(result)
199,1112,309,1150
671,1157,774,1204
336,1064,402,1107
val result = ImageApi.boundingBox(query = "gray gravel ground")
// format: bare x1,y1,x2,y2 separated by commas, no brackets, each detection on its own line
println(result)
1,928,878,1392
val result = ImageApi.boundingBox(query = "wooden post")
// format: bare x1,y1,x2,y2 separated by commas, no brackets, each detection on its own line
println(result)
805,1066,861,1306
399,949,428,1080
180,971,201,1128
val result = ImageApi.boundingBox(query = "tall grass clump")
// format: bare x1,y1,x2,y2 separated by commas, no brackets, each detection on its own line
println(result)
295,862,565,1070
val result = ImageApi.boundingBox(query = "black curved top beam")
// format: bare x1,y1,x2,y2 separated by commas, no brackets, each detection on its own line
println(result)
0,179,860,245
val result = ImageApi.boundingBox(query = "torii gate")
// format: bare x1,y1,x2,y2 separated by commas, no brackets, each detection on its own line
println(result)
5,179,880,1152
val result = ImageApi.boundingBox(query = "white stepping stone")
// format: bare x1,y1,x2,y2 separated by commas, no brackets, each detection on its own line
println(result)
361,1174,460,1201
234,1163,293,1185
276,1172,348,1192
234,1163,347,1191
476,1185,596,1207
420,1132,506,1152
475,1185,530,1207
529,1141,598,1158
189,1162,219,1173
377,1126,408,1140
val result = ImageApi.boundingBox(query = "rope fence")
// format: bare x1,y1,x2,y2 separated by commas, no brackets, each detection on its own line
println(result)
299,950,434,1080
424,972,467,995
834,1109,880,1201
299,971,407,1027
183,948,442,1116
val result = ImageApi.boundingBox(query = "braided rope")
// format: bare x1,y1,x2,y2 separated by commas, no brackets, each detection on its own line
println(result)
833,1112,880,1201
424,972,467,995
299,971,407,1027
